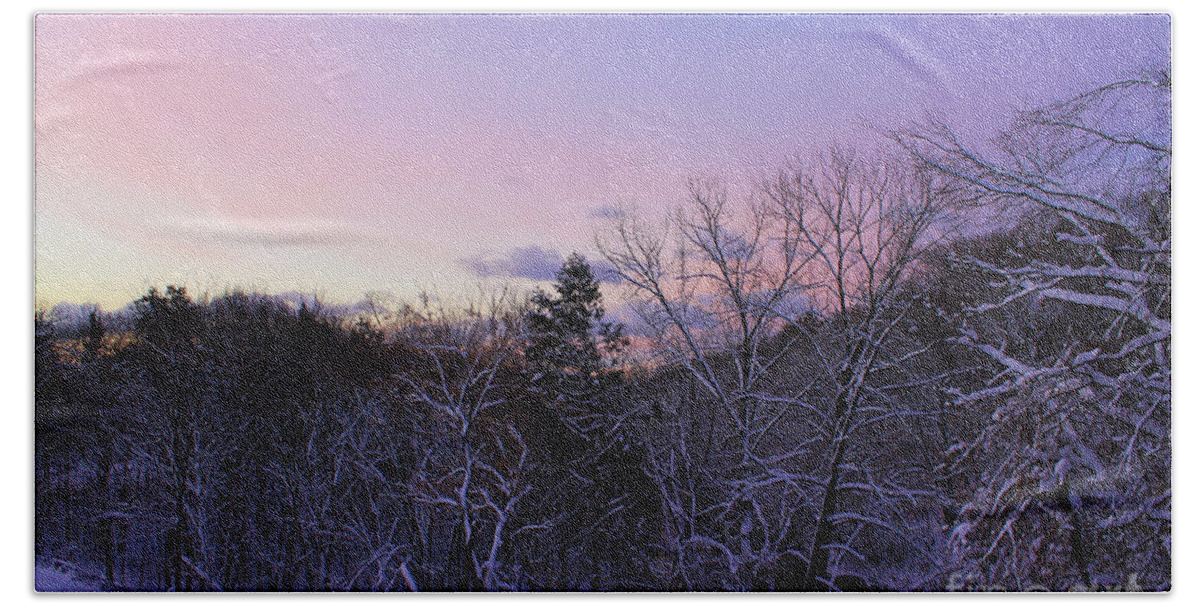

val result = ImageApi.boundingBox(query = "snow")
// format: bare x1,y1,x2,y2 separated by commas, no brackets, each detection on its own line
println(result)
34,562,103,592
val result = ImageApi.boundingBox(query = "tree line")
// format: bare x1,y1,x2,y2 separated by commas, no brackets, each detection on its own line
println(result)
35,72,1169,591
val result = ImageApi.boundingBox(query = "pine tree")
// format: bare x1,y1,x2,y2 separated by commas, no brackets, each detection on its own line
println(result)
525,253,626,434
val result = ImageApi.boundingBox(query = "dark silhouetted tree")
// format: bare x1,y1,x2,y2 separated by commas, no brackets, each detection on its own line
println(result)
526,253,626,435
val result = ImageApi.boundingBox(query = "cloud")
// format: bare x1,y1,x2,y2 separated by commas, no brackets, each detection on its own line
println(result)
586,258,624,284
155,216,364,247
462,246,621,284
588,205,626,220
462,245,563,281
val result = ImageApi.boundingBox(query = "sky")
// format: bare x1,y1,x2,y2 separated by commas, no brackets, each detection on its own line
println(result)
33,12,1170,311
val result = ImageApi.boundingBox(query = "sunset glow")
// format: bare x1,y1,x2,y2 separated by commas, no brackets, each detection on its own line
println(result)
34,13,1169,310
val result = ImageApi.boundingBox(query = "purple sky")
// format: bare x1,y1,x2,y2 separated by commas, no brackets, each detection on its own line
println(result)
34,13,1170,310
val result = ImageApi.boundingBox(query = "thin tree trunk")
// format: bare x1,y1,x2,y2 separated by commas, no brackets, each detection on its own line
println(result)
802,437,847,591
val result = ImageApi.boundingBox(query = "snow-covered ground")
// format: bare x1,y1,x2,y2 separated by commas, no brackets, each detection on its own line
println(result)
34,561,103,592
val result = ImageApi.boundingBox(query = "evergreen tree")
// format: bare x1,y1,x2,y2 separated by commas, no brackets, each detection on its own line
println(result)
525,253,626,433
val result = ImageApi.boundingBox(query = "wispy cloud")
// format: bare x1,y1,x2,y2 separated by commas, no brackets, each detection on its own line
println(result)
155,216,364,247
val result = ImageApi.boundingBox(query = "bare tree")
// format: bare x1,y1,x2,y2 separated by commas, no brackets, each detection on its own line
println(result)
130,287,223,591
896,71,1171,590
322,390,419,591
599,182,814,588
599,151,950,589
765,150,953,589
395,299,543,591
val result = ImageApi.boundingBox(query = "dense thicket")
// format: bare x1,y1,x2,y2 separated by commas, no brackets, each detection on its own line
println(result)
35,73,1169,591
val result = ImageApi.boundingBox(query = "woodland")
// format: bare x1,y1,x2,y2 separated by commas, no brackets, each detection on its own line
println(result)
35,72,1170,591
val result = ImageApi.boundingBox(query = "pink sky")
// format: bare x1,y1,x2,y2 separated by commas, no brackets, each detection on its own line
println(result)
34,13,1169,310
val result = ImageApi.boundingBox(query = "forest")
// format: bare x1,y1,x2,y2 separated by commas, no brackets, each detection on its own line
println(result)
34,72,1170,591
